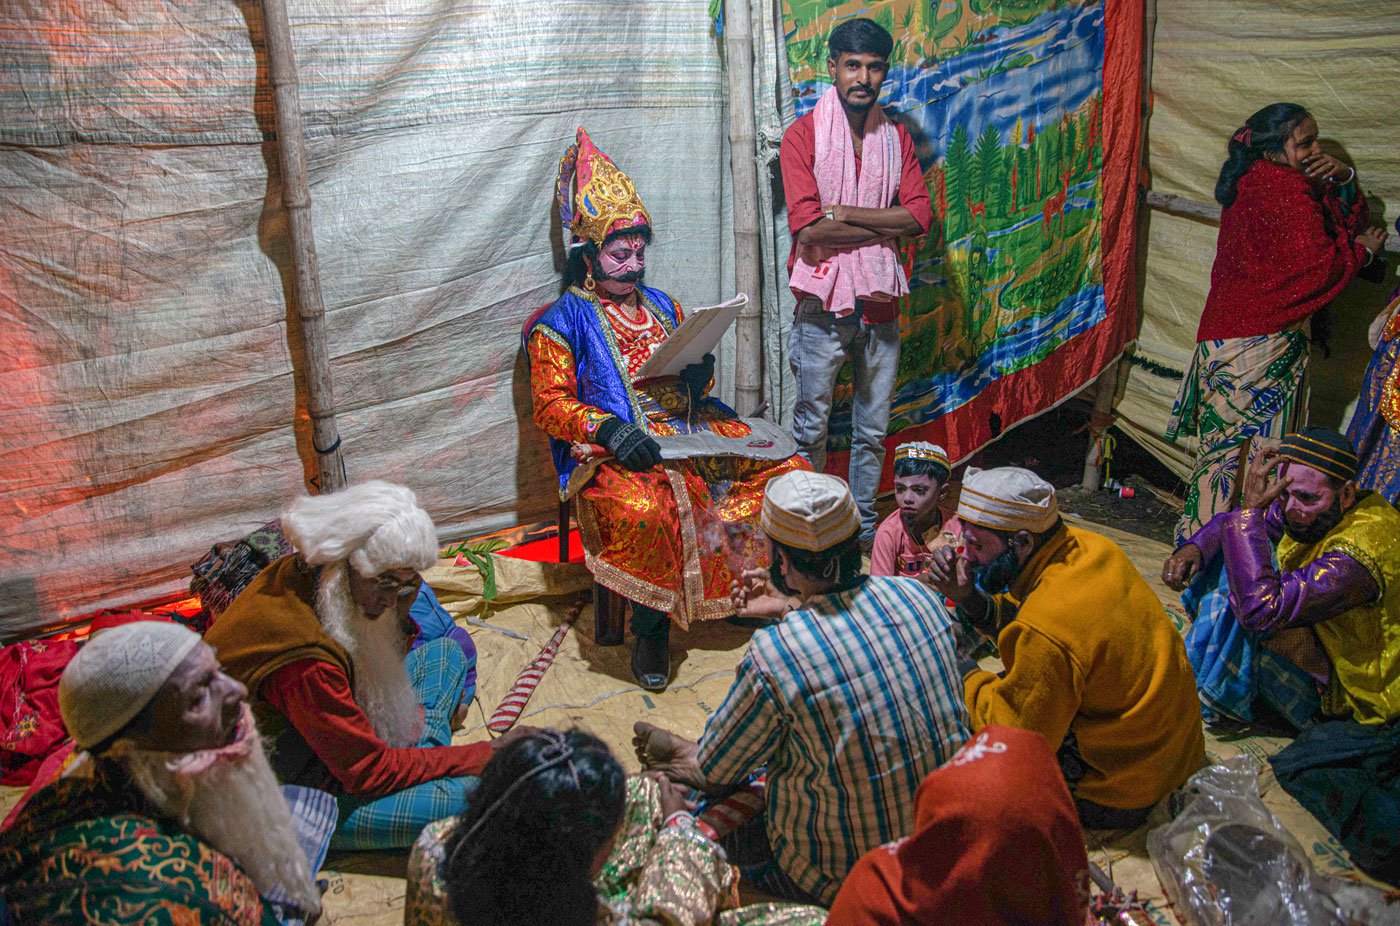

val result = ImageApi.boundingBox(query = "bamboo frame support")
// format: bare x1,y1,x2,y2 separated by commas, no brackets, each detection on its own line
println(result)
724,0,764,416
261,0,347,492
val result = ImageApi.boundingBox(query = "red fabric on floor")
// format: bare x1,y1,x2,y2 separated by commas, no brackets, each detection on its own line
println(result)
0,639,78,786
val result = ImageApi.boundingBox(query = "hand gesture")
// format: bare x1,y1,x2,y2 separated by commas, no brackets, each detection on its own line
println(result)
1302,152,1350,183
923,544,975,606
729,568,797,619
679,353,716,401
1161,544,1203,592
1239,448,1292,512
1358,226,1390,256
644,770,698,818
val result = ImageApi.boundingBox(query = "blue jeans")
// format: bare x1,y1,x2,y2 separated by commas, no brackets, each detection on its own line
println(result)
330,639,477,850
788,297,900,539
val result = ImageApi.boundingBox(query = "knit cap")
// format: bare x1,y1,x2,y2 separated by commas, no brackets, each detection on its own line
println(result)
59,621,202,749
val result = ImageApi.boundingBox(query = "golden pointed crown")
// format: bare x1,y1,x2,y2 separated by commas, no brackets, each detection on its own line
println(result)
555,128,651,247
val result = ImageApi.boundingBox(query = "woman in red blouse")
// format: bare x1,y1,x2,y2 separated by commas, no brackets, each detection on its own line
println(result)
1167,103,1388,543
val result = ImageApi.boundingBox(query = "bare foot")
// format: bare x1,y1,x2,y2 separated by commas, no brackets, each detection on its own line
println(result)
633,721,706,789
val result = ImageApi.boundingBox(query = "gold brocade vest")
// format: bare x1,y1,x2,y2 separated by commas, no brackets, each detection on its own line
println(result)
1278,492,1400,724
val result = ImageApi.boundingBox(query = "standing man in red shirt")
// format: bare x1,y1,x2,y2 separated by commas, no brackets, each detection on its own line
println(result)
779,18,933,548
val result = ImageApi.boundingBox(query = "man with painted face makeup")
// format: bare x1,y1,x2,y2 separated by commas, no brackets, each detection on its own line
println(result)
928,466,1204,829
527,129,809,692
869,441,961,577
1165,427,1400,729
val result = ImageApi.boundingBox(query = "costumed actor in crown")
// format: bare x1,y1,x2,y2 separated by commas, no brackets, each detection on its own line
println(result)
526,128,810,691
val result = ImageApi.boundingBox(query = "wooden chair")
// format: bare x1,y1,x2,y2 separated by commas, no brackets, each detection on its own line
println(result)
522,306,627,646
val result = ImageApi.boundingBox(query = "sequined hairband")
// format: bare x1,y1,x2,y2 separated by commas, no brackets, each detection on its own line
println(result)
1232,126,1253,146
448,730,580,866
894,447,949,464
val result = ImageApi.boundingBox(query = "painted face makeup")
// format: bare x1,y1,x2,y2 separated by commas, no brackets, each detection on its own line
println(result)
595,235,647,293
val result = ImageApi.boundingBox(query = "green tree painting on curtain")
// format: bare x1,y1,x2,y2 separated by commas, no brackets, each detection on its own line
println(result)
782,0,1115,465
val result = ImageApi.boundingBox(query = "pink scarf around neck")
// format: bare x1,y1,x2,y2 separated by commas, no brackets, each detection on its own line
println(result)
789,85,909,317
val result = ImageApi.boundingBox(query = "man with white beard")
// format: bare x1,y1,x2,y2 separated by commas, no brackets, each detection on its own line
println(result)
204,480,520,850
0,621,329,925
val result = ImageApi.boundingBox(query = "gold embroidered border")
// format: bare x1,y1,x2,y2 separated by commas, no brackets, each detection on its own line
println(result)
576,493,677,614
665,462,706,631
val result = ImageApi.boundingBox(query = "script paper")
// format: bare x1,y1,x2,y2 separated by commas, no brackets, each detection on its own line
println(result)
636,294,747,379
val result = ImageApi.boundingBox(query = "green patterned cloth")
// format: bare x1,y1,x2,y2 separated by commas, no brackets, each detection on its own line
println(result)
0,761,279,926
1168,327,1309,544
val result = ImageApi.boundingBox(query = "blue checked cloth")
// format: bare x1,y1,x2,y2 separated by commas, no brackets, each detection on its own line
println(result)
1182,554,1319,729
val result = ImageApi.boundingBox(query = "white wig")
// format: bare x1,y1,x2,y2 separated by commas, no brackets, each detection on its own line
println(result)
281,480,438,576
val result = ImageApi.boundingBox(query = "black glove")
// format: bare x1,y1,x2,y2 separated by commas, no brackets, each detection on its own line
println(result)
679,353,716,401
596,416,662,472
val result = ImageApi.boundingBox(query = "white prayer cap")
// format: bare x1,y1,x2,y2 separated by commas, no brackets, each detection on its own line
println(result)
281,480,437,577
761,471,860,551
59,621,203,750
956,466,1060,533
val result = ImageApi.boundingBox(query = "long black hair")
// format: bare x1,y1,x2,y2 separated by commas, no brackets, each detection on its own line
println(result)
442,729,626,926
1214,103,1311,208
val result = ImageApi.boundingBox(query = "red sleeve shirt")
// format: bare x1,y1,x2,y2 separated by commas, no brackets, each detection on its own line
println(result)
262,658,492,798
778,110,933,281
1197,160,1371,341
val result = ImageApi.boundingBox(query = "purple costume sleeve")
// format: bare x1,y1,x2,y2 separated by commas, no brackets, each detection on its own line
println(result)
1185,499,1286,561
1219,504,1380,633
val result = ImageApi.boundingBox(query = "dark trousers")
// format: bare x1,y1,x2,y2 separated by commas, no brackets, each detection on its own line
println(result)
630,603,669,642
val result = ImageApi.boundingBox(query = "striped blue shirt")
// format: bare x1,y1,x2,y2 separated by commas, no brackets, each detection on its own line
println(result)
696,576,970,904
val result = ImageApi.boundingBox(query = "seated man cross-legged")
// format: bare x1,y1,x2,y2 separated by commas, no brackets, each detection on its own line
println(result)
930,466,1205,829
204,480,499,850
1164,427,1400,881
1165,427,1400,728
634,471,970,906
0,621,329,925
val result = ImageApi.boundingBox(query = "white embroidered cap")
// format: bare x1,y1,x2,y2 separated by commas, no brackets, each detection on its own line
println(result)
955,466,1059,533
760,471,861,551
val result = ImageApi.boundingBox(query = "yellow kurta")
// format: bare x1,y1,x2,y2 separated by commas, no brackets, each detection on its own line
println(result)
1278,492,1400,724
963,525,1205,810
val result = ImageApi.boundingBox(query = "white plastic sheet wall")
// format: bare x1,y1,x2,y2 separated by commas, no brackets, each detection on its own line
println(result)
1118,0,1400,477
0,1,739,633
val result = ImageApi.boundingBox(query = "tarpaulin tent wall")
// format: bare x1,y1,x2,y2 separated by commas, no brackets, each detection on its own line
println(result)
1116,0,1400,478
1,0,1152,635
0,1,742,635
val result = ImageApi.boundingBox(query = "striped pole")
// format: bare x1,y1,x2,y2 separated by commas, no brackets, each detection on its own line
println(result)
486,602,582,734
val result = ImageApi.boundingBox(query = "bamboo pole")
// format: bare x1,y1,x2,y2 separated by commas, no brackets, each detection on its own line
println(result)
1079,0,1157,491
724,0,764,416
1146,189,1400,254
261,0,347,493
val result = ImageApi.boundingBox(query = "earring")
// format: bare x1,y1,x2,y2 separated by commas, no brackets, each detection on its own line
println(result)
584,272,597,292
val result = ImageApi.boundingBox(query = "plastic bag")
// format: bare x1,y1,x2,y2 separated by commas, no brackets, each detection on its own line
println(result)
1147,757,1399,925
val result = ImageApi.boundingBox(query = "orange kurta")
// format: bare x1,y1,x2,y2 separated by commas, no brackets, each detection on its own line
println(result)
529,294,808,628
